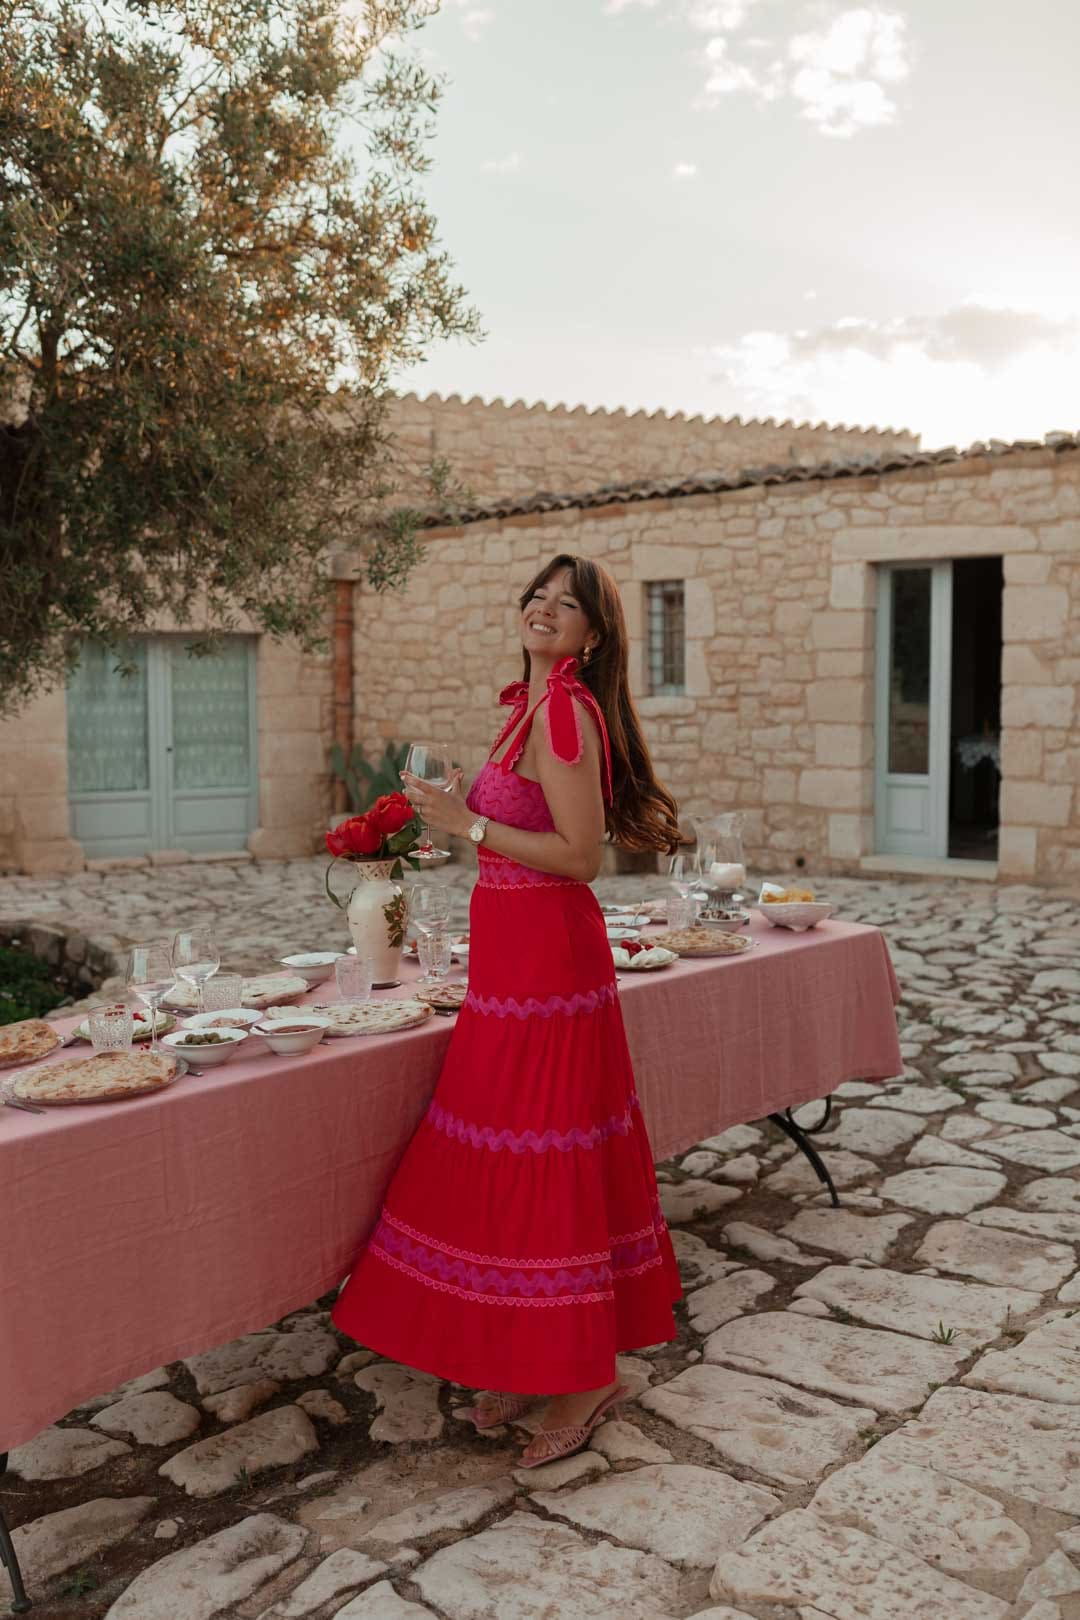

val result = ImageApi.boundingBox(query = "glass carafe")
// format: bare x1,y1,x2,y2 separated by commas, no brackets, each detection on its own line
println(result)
696,812,746,904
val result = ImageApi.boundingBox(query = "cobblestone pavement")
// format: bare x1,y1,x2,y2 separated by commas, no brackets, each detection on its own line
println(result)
4,862,1080,1619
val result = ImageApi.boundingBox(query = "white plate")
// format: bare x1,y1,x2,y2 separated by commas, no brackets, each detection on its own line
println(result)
611,946,678,971
759,902,834,931
184,1007,263,1031
73,1008,176,1043
280,952,343,985
606,926,642,942
605,915,651,932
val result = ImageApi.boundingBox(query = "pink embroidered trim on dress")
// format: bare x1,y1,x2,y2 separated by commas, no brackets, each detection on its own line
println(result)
371,1246,614,1308
372,1220,617,1297
425,1097,637,1154
381,1212,613,1269
474,851,578,890
465,983,617,1020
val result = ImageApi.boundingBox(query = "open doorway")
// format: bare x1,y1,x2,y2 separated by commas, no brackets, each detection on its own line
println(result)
948,557,1002,860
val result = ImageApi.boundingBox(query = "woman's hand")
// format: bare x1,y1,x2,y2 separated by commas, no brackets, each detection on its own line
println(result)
400,769,473,838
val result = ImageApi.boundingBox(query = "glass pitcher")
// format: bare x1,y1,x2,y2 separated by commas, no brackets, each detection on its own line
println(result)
694,812,746,902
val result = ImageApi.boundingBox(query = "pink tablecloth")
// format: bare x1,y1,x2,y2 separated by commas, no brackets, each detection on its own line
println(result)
0,914,900,1452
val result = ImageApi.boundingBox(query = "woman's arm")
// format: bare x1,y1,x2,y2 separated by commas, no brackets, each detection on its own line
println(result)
403,701,607,883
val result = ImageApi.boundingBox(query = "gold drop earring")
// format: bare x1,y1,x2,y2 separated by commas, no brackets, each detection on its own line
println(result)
582,644,593,664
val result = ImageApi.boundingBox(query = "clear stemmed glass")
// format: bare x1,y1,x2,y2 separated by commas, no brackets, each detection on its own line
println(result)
126,942,175,1051
171,928,220,1015
412,883,452,942
404,741,455,860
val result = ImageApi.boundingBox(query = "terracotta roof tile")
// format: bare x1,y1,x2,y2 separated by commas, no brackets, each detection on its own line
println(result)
420,431,1080,530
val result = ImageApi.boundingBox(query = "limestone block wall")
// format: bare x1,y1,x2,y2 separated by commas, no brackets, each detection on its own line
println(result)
353,447,1080,884
0,632,335,874
387,392,918,506
0,688,83,875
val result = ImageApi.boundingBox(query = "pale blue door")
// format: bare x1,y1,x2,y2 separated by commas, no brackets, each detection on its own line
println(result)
67,639,258,857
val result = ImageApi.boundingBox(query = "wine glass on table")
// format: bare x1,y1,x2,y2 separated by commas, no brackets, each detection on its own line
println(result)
172,928,220,1015
126,942,175,1051
403,741,455,860
412,885,453,988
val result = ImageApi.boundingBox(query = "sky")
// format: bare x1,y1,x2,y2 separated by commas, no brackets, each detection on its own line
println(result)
391,0,1080,450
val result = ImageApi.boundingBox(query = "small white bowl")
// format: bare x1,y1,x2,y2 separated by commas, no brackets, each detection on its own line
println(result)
606,926,642,942
280,952,343,987
162,1027,249,1067
185,1007,263,1031
253,1014,331,1056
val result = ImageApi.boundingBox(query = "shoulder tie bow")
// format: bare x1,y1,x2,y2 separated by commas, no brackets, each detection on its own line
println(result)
542,657,614,805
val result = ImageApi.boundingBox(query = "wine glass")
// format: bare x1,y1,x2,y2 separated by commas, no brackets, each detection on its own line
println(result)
403,741,454,860
172,928,220,1015
126,942,175,1050
412,884,452,941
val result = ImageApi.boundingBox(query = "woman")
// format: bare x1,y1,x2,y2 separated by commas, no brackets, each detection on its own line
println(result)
332,553,683,1466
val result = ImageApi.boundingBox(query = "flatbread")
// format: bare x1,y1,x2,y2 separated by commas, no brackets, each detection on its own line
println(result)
165,974,306,1011
649,928,754,959
0,1019,60,1068
11,1050,177,1104
415,983,469,1009
306,999,435,1036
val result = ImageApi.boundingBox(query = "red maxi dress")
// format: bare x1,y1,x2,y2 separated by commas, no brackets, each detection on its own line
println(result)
332,659,681,1394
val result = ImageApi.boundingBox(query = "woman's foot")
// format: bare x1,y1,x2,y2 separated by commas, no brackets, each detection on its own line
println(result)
459,1391,536,1430
518,1380,623,1468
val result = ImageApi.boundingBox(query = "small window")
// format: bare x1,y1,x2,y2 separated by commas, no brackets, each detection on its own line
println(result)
646,580,686,695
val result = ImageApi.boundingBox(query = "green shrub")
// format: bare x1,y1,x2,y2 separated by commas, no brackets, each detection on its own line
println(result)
0,945,66,1025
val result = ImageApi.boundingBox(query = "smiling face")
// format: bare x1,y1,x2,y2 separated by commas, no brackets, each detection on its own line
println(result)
520,566,597,665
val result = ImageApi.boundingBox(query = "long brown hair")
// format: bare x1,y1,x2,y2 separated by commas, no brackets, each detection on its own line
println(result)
519,554,681,855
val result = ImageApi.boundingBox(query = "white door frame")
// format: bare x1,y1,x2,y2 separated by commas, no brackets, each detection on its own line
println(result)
874,561,953,857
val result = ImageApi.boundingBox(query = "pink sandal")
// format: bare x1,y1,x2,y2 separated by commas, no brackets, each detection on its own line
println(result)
457,1392,537,1431
516,1384,627,1469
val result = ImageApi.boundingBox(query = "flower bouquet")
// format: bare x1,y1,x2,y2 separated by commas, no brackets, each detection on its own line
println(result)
324,794,426,981
325,792,424,878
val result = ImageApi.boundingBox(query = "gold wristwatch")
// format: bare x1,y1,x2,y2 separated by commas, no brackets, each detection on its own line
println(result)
468,815,489,845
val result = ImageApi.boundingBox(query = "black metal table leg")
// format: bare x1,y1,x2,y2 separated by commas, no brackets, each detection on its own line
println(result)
769,1105,839,1207
0,1455,32,1613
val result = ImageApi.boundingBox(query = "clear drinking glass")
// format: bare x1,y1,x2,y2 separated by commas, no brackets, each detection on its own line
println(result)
403,741,454,860
412,883,452,939
667,894,697,932
88,1003,135,1052
669,854,692,897
335,955,373,1004
172,928,220,1014
202,973,243,1013
126,941,174,1051
417,931,452,985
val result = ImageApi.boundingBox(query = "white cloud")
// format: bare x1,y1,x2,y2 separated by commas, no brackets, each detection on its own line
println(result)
603,0,662,12
686,0,760,29
706,301,1080,447
787,8,910,135
480,151,522,174
442,0,495,40
672,160,699,177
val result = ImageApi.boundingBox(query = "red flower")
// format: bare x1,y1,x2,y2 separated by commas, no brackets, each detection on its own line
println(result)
372,793,414,836
346,814,383,856
325,814,382,858
325,825,350,857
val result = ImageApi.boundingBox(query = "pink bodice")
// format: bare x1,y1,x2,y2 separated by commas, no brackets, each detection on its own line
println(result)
467,760,553,833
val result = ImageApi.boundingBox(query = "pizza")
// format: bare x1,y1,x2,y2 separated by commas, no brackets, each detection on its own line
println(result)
11,1050,177,1104
164,974,306,1010
306,999,435,1036
649,928,754,958
0,1019,61,1068
415,983,469,1010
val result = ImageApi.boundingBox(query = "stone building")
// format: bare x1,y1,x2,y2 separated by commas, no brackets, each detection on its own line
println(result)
2,392,1077,886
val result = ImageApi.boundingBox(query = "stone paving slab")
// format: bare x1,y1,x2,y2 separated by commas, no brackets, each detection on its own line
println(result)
4,868,1080,1620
